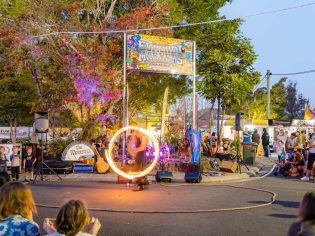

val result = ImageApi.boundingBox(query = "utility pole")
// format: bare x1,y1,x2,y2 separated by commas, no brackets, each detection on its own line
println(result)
266,70,271,119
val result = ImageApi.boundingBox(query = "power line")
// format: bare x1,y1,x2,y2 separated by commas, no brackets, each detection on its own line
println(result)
271,68,315,76
252,74,267,93
31,2,315,38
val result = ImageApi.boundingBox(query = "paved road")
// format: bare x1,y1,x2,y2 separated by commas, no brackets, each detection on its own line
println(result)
30,174,315,236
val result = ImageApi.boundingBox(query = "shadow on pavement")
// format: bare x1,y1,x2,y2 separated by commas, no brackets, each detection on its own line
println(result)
248,200,300,209
268,213,297,219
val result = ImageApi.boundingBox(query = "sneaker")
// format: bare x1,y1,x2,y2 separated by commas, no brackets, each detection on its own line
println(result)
301,176,310,181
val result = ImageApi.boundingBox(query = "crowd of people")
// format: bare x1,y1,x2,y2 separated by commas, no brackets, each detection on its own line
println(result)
272,129,315,181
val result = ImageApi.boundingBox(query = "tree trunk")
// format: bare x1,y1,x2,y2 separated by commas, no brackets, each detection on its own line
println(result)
31,62,42,97
10,118,17,144
217,97,221,142
209,99,215,133
220,104,225,140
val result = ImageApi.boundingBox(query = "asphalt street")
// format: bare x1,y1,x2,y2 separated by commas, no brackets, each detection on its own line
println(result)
30,174,315,236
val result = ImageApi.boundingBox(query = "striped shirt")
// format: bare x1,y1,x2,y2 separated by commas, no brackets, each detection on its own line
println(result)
10,154,20,167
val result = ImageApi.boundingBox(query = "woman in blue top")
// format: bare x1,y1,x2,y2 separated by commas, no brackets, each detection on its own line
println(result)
0,181,40,236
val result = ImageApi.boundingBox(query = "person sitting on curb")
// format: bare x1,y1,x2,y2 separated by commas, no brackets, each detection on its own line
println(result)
288,151,305,177
0,181,40,236
288,191,315,236
43,200,101,236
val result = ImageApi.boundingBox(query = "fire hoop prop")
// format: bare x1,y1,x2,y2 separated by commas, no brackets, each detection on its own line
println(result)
105,126,160,180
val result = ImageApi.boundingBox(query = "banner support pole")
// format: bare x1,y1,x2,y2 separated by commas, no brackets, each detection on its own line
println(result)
122,32,127,162
193,41,197,130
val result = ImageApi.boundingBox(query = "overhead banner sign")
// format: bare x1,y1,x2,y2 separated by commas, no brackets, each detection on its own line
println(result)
127,34,194,75
61,141,95,161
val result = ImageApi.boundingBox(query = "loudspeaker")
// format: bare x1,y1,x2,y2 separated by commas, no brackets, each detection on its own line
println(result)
219,160,237,173
235,112,244,131
35,112,49,133
155,171,173,182
184,171,202,183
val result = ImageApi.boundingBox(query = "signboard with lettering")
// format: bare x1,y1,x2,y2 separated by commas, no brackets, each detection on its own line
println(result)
0,127,32,139
61,141,95,161
126,34,194,75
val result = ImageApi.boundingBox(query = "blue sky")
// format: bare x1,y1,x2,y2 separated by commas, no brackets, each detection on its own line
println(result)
221,1,315,105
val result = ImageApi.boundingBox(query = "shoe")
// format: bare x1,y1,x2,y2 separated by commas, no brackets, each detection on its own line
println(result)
301,176,310,181
133,185,144,191
25,179,30,182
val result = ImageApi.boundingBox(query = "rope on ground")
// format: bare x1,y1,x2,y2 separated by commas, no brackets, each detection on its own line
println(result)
36,184,276,214
36,160,277,213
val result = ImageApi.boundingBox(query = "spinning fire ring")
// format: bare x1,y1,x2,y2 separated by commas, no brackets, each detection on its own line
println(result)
105,126,160,180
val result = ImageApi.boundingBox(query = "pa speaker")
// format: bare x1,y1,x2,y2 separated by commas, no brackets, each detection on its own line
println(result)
155,171,173,182
235,112,244,131
35,112,49,133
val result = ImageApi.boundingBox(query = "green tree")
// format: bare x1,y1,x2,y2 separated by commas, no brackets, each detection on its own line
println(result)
0,75,36,142
285,81,307,119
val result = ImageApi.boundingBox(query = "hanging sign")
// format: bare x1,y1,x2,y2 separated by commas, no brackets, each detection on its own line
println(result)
127,34,194,75
61,141,95,161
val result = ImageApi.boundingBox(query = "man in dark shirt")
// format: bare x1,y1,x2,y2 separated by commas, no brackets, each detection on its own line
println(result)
261,128,270,157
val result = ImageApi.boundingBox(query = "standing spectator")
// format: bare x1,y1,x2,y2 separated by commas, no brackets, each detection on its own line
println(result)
296,131,304,149
301,130,307,148
252,129,260,145
277,130,287,157
277,129,288,145
309,128,315,141
262,128,270,157
242,127,252,143
0,182,40,236
288,192,315,236
0,146,8,173
10,146,21,181
211,132,217,155
23,146,36,182
301,135,315,181
43,200,101,236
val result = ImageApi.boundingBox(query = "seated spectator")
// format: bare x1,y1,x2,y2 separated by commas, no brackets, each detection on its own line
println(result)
217,141,224,154
0,182,40,236
215,141,232,161
288,191,315,235
44,200,101,236
288,151,305,177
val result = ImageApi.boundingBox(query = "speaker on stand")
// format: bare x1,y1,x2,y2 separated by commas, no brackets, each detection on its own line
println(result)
33,112,62,183
234,112,249,173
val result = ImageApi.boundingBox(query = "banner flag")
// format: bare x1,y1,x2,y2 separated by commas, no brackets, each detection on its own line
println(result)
126,34,194,75
304,102,314,120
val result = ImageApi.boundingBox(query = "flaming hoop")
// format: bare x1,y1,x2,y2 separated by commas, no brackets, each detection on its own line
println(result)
105,126,160,180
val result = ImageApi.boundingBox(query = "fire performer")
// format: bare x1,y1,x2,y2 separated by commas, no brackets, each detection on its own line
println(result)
128,128,148,191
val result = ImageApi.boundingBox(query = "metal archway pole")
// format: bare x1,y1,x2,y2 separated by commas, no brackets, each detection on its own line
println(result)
193,41,197,130
122,32,127,162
